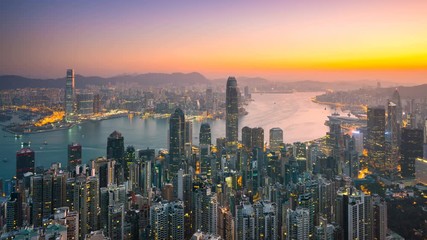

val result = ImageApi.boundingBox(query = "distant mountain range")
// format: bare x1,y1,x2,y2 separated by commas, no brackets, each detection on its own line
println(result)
0,72,210,89
0,72,423,93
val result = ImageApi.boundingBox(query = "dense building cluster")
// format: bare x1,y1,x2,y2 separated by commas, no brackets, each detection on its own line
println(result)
1,76,426,240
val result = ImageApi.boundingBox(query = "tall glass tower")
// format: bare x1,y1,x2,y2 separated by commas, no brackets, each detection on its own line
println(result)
65,69,75,122
169,108,185,177
367,106,386,172
226,77,238,143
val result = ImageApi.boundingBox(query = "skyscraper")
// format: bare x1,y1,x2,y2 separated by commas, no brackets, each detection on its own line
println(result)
327,120,342,174
6,192,22,232
169,108,185,177
366,106,386,173
252,127,264,151
401,128,423,179
107,131,125,160
68,143,82,172
385,101,400,177
67,175,100,239
206,88,214,112
335,187,373,240
235,199,255,240
226,77,238,143
199,123,212,176
199,123,212,146
391,89,402,124
269,128,283,152
16,147,35,179
242,126,253,150
184,120,193,158
65,69,75,122
150,201,185,240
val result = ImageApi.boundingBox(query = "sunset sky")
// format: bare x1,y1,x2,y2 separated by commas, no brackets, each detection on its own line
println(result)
1,0,426,82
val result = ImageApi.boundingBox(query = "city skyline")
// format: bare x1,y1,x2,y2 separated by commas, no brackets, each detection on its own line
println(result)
1,1,427,82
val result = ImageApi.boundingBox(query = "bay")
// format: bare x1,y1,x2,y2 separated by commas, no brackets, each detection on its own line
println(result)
0,91,338,180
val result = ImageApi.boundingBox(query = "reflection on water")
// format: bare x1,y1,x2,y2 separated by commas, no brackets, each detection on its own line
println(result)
0,92,338,180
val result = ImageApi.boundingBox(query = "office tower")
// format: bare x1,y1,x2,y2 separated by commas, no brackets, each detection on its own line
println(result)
52,172,66,210
385,101,401,177
367,106,386,173
287,207,310,240
169,108,185,177
6,192,22,232
107,131,125,160
241,126,264,151
226,77,239,143
68,143,82,172
387,101,401,145
123,146,135,181
65,69,75,122
16,147,35,179
335,187,373,240
199,123,212,145
242,126,253,149
199,123,212,177
327,120,342,174
206,88,214,112
391,89,403,124
254,201,278,240
108,204,125,240
343,135,359,178
235,199,255,240
93,94,101,114
401,128,423,179
107,131,125,184
270,128,283,152
252,127,264,151
372,195,387,240
76,92,94,115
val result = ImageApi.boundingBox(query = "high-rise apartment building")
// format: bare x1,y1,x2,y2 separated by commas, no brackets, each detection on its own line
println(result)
150,201,185,240
287,207,310,240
